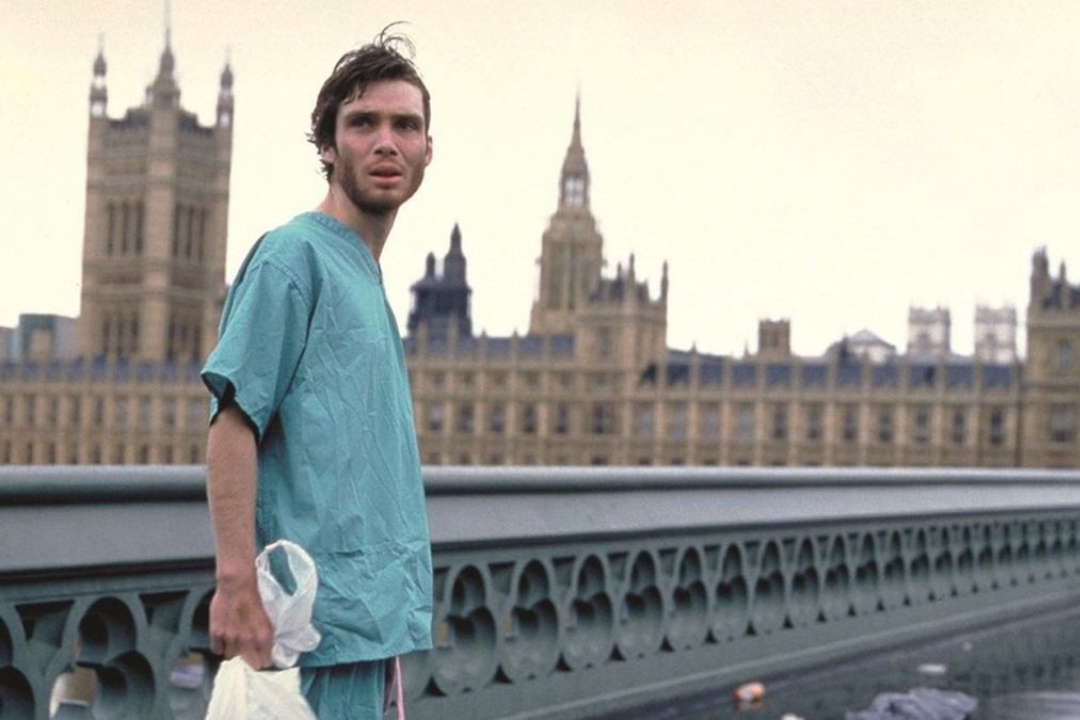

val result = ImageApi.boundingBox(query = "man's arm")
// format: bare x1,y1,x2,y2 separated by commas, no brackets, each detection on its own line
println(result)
206,404,274,669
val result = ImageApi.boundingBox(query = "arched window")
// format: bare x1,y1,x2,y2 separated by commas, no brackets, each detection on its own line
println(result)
116,313,126,357
167,318,177,360
120,202,130,254
1058,340,1075,374
180,322,189,357
198,208,208,262
186,206,196,258
172,204,182,258
106,203,116,256
130,314,140,356
135,201,145,255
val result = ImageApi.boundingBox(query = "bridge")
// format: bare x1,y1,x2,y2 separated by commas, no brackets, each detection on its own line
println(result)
2,466,1080,719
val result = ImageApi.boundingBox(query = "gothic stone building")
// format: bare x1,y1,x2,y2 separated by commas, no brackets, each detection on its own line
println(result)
1,57,1077,469
1023,253,1080,468
0,40,230,465
404,104,1079,470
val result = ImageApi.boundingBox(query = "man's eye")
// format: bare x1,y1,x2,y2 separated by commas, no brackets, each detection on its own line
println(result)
350,116,373,127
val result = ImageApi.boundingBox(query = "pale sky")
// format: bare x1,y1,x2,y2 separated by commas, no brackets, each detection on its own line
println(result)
2,0,1078,357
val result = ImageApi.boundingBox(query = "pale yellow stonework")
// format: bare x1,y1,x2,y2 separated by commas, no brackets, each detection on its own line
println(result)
1,54,1077,470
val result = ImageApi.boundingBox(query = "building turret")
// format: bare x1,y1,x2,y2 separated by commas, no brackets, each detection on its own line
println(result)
1023,249,1080,467
529,96,605,335
559,96,590,211
661,261,669,305
407,225,473,340
89,44,107,118
78,32,233,364
443,223,467,285
146,32,180,108
974,305,1017,363
758,319,792,358
1031,248,1052,306
906,306,951,359
526,94,669,365
217,60,234,128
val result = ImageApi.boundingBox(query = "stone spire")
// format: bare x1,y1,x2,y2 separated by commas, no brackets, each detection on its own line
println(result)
147,2,179,108
558,94,590,210
443,223,467,285
89,37,108,118
407,224,473,339
217,52,234,128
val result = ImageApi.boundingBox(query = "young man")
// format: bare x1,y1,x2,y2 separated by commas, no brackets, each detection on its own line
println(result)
202,30,434,718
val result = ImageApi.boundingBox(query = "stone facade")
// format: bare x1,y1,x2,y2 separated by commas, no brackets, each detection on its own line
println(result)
404,104,1075,470
1022,251,1080,468
0,61,1076,469
80,39,232,365
975,305,1018,364
907,306,951,359
0,41,226,466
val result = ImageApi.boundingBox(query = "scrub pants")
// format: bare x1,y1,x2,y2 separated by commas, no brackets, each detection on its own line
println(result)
300,660,385,719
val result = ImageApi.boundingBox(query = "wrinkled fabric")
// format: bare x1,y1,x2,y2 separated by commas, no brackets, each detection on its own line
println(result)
846,687,977,720
202,211,433,666
300,660,385,719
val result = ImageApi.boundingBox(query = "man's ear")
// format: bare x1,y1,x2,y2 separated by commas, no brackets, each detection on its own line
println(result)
424,135,433,166
319,144,337,165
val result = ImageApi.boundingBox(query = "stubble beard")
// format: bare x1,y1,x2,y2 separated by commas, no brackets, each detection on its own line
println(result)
336,153,414,219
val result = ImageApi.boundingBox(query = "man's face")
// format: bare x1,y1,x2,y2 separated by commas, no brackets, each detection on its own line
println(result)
321,80,433,217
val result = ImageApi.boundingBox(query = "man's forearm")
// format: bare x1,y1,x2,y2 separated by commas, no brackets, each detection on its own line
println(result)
206,405,259,582
205,404,274,667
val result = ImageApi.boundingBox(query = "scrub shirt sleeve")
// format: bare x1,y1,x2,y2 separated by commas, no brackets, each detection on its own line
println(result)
201,260,311,441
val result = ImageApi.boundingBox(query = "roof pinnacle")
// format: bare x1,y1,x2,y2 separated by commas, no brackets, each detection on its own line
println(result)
558,93,590,209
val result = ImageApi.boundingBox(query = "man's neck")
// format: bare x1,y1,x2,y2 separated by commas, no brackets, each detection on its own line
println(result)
316,187,395,262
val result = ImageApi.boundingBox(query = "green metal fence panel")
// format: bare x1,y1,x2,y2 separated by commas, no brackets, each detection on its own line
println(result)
1,466,1080,718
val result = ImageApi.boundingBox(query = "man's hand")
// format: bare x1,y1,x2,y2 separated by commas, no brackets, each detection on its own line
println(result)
209,574,275,670
206,404,270,669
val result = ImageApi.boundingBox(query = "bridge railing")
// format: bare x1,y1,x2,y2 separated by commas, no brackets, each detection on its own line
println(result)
2,466,1080,719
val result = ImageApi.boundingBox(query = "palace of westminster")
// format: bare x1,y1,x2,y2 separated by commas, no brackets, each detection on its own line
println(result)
2,42,1078,469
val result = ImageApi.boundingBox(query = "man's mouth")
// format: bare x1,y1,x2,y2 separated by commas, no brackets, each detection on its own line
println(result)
371,166,403,178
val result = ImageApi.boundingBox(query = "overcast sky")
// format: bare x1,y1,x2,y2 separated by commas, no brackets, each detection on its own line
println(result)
2,0,1078,357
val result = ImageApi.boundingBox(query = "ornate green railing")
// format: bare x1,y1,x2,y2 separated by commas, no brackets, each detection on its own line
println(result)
2,467,1080,719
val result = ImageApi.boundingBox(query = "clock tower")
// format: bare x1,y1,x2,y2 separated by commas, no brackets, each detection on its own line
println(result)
529,97,605,335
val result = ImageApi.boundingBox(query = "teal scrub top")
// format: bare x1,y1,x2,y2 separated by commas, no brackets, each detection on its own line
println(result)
202,211,433,666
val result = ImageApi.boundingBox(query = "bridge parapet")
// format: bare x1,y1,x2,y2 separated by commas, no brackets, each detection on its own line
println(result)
2,467,1080,719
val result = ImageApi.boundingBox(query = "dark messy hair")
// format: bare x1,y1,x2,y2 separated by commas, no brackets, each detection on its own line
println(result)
308,24,431,180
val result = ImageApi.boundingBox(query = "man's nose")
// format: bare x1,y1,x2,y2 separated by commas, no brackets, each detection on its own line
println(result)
373,124,398,154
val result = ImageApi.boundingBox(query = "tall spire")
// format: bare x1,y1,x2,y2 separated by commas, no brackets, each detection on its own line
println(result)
217,49,234,128
158,0,175,81
89,35,108,117
558,93,590,211
165,0,172,50
571,92,582,149
444,223,467,285
147,0,179,107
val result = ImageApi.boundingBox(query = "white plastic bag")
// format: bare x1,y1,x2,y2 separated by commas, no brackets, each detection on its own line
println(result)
206,658,316,720
205,540,323,720
256,539,322,669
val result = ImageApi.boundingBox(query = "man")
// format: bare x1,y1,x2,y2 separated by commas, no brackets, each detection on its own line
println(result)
202,29,433,718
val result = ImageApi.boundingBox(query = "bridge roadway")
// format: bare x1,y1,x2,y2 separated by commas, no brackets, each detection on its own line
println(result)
599,599,1080,719
1,466,1080,719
